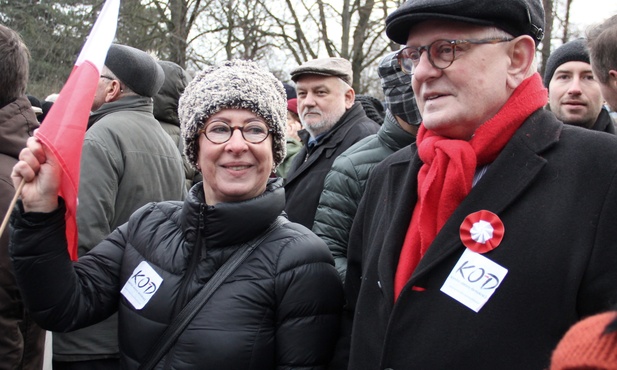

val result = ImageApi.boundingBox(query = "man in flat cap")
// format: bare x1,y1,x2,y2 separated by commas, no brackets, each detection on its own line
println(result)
284,57,379,229
587,15,617,116
334,0,617,369
544,38,614,133
52,44,186,370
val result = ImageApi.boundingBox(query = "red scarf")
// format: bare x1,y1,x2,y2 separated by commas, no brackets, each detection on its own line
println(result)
393,73,547,300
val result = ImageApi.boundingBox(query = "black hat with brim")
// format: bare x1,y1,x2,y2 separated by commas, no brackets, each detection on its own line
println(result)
385,0,545,45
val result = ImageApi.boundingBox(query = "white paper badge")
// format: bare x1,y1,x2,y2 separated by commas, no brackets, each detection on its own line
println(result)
121,261,163,310
440,248,508,312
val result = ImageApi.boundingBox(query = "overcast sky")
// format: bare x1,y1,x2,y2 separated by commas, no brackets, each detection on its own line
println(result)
569,0,617,29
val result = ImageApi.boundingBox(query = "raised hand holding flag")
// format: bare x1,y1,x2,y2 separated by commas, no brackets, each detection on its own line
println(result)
0,0,119,260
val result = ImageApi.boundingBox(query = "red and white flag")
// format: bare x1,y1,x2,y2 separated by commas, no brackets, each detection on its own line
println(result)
35,0,119,260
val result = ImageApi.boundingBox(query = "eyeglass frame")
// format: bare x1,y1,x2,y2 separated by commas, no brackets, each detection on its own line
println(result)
100,74,127,93
396,37,514,75
199,121,273,144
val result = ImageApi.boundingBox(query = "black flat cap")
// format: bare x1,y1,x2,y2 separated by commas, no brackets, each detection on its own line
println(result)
385,0,545,45
105,44,165,98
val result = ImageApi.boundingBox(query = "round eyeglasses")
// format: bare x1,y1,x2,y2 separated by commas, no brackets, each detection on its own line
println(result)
201,121,272,144
396,37,513,75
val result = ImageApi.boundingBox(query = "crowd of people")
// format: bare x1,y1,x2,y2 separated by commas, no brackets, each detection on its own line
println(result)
2,0,617,369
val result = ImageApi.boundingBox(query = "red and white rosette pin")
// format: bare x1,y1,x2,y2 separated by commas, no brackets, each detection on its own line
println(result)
459,210,504,254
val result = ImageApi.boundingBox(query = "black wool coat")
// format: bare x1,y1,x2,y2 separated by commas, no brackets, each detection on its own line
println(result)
340,109,617,370
284,102,380,229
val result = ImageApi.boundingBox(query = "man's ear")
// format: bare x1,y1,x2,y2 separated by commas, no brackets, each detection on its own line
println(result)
344,87,355,109
105,80,123,103
608,70,617,86
505,35,537,89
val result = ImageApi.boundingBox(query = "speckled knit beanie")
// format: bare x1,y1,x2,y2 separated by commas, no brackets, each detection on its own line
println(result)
179,60,287,171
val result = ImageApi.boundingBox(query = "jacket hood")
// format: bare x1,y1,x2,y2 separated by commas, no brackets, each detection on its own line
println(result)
0,95,39,158
153,61,191,127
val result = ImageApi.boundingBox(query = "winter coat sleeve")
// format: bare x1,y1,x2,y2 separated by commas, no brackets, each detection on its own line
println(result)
9,199,125,332
312,155,366,282
274,224,344,369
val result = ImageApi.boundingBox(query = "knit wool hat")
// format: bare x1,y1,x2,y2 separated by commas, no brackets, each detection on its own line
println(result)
543,38,591,87
287,98,298,114
105,44,165,98
179,60,287,171
550,312,617,370
385,0,545,46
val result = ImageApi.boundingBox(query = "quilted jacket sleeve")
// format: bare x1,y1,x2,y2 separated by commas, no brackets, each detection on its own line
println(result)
9,200,125,332
274,224,344,369
312,154,365,282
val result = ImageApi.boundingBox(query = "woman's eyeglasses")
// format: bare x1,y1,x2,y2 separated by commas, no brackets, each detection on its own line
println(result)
201,121,272,144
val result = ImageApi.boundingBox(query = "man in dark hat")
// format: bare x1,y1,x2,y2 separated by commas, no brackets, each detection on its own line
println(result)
544,38,614,133
335,0,617,369
283,57,379,229
52,44,186,370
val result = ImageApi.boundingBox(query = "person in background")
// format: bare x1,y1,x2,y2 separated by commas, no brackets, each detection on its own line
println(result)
276,98,302,178
587,14,617,114
354,94,385,125
0,23,45,370
543,38,614,133
283,82,296,100
153,60,200,189
284,57,379,229
9,59,343,369
39,93,58,124
26,95,43,122
51,43,186,370
334,0,617,368
312,50,420,281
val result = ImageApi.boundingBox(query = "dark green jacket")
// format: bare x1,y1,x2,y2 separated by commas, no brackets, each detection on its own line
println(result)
276,138,302,179
312,111,415,281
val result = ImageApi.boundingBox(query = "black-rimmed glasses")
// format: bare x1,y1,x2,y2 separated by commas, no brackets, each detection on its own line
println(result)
396,37,513,75
201,121,272,144
100,75,115,80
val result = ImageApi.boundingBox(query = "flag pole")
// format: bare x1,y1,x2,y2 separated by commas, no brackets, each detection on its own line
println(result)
0,178,26,238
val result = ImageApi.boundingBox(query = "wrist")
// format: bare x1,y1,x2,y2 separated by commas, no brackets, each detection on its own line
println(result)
21,197,59,214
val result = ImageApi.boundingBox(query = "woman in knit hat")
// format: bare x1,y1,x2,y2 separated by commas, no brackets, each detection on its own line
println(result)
9,60,343,369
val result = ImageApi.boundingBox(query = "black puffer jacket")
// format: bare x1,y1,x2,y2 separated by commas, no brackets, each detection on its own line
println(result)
10,179,343,369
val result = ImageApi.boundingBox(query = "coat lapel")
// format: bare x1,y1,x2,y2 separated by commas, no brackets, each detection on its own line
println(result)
377,147,422,304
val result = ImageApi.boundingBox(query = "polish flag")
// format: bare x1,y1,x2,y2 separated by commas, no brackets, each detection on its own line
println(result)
35,0,119,260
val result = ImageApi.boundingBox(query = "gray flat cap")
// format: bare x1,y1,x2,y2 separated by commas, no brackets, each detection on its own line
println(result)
290,57,353,85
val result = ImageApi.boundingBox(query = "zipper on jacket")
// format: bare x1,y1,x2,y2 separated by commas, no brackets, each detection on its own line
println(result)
163,203,206,369
169,204,205,322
